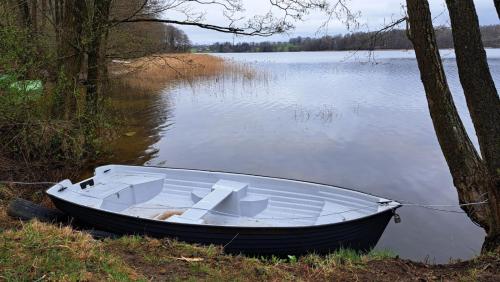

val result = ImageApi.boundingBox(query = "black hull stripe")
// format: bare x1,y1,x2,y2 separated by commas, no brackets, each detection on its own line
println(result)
50,196,394,255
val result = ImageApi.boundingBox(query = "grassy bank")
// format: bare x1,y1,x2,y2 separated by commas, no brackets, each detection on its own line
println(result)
0,219,498,281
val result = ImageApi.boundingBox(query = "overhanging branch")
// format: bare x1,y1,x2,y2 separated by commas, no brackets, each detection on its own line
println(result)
112,18,275,36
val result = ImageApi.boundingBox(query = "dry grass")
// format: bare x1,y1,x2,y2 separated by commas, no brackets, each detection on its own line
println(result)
0,221,140,281
110,53,255,92
0,217,498,281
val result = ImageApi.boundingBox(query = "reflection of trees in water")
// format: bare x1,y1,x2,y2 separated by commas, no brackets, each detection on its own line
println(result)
103,61,264,166
103,81,175,165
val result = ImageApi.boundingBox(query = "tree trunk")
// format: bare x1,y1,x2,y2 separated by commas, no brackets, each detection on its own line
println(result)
446,0,500,251
52,0,86,118
495,0,500,19
17,0,31,28
406,0,495,247
86,0,111,114
446,0,500,179
86,40,100,114
31,0,37,32
41,0,46,30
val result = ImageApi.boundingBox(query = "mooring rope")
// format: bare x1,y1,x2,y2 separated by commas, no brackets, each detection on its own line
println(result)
0,181,58,185
401,201,488,208
397,194,489,214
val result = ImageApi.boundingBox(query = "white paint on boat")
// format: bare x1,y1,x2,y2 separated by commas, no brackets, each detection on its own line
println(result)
46,165,400,227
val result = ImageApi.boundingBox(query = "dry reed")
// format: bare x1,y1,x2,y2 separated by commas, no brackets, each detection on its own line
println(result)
110,53,255,92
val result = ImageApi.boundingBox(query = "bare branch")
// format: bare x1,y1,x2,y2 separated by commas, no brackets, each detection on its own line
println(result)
114,18,276,36
113,0,358,37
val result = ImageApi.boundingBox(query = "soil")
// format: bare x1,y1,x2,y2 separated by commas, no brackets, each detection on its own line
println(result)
106,238,499,281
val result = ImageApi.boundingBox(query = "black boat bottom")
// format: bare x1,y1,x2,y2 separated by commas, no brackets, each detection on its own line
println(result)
50,196,395,255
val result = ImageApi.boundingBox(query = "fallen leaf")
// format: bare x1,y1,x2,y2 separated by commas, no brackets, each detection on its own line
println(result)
124,131,136,137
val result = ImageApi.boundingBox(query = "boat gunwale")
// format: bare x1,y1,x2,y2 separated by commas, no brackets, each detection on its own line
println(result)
46,165,402,230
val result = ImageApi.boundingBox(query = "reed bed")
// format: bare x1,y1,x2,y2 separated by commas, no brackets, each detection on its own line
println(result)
110,53,256,92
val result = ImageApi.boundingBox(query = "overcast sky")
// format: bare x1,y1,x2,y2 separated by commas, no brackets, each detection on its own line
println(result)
173,0,499,44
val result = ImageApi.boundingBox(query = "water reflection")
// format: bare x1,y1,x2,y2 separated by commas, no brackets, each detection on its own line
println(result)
108,50,500,263
105,82,174,164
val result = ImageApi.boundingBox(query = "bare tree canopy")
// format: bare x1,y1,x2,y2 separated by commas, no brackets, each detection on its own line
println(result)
111,0,357,36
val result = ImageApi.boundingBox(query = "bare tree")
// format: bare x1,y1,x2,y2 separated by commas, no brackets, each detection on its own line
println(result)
112,0,355,36
406,0,499,251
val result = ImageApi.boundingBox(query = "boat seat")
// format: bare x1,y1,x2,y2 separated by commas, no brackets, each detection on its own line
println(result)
191,189,210,203
167,179,248,224
99,173,165,212
190,184,269,217
315,201,347,225
240,195,269,217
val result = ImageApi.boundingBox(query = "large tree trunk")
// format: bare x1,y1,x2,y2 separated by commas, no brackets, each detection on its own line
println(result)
446,0,500,179
31,0,37,32
495,0,500,19
85,0,111,114
41,0,46,30
446,0,500,251
17,0,31,28
406,0,496,250
52,0,86,118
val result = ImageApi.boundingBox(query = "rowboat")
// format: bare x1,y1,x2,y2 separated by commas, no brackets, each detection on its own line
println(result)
46,165,401,255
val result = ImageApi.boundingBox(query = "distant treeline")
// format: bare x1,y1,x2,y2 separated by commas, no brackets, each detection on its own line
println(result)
195,25,500,53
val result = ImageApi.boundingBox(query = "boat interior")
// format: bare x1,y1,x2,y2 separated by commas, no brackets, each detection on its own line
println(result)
48,165,399,227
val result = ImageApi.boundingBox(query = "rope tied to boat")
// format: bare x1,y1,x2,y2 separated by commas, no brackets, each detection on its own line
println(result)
398,199,489,213
0,181,58,185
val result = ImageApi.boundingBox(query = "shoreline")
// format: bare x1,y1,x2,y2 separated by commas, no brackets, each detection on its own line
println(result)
0,184,498,281
196,47,500,54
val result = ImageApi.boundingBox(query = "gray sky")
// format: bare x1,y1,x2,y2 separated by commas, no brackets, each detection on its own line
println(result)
173,0,499,44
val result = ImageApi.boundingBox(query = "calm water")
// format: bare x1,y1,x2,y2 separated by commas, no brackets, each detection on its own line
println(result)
111,50,500,263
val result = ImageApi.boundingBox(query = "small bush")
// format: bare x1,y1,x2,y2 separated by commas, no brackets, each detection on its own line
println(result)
0,21,112,180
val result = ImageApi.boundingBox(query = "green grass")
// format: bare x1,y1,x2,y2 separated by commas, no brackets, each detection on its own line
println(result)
0,220,496,281
0,221,141,281
300,248,396,270
0,221,399,281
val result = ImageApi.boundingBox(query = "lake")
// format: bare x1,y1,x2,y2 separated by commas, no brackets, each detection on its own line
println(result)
109,49,500,263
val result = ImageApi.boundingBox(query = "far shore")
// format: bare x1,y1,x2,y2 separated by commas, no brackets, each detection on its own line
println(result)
194,47,500,54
